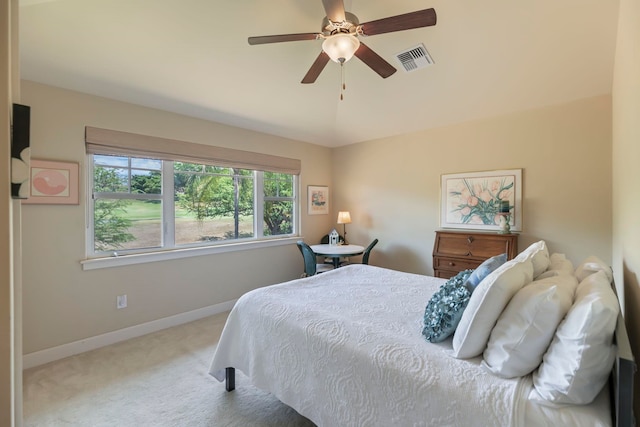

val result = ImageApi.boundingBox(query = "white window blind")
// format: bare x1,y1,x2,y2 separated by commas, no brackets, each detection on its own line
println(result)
85,126,301,175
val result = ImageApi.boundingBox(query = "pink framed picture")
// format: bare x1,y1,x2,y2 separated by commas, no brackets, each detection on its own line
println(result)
22,159,79,205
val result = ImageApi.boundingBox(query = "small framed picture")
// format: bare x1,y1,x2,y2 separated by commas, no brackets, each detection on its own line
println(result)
22,159,79,205
308,185,329,215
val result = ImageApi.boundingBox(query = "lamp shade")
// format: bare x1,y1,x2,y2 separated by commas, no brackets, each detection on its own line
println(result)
337,211,352,224
322,33,360,63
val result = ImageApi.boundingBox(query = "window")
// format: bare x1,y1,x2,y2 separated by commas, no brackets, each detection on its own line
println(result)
88,154,297,257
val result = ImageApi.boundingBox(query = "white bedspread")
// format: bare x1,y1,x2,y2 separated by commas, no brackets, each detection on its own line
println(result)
209,264,528,427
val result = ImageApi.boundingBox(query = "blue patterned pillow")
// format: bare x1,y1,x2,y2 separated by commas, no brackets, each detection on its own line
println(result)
463,253,508,293
422,270,473,343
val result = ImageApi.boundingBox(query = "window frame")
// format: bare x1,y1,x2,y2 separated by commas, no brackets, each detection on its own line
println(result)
84,153,299,269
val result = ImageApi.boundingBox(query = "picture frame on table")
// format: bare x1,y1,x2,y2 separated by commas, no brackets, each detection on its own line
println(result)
308,185,329,215
22,159,79,205
440,168,522,232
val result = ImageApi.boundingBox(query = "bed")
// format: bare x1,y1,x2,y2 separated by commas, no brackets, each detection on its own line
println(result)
209,246,635,426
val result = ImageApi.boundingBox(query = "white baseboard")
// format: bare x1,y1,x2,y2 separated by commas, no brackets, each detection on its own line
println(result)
23,299,237,370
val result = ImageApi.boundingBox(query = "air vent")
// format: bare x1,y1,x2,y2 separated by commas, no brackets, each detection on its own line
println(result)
395,44,434,73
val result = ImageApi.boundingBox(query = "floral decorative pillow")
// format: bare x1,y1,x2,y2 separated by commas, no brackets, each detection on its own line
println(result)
422,270,473,343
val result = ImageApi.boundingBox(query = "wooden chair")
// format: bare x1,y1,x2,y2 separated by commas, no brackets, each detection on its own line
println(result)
296,241,334,277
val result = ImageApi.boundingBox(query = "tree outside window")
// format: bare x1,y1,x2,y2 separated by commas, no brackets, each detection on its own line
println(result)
90,154,297,256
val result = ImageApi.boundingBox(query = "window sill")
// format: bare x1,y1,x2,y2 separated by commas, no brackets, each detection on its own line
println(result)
81,236,300,271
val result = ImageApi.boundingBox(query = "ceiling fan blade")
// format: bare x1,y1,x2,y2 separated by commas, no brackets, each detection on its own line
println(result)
354,43,396,79
301,51,331,84
360,8,437,36
248,33,319,45
322,0,346,22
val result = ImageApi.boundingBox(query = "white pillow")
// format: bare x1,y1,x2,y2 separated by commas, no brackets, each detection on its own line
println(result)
452,258,534,359
536,253,574,279
482,274,577,378
532,270,619,405
513,240,550,279
575,255,613,283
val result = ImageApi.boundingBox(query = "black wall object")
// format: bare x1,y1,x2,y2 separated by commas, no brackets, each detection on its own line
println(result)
11,103,31,199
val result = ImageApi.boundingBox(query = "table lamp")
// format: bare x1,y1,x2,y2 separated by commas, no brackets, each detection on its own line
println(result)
337,211,351,245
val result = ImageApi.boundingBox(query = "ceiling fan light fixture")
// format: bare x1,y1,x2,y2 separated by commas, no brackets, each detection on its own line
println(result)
322,33,360,63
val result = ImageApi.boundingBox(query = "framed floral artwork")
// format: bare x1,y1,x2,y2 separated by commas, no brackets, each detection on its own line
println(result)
440,169,522,231
308,185,329,215
22,159,79,205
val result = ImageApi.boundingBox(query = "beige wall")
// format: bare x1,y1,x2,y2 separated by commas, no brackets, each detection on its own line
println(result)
612,0,640,415
332,96,612,274
20,81,333,354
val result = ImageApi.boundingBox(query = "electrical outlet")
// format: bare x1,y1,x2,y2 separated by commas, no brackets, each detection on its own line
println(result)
116,294,127,309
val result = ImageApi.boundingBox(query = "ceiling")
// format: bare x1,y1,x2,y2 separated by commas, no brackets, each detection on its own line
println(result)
18,0,620,147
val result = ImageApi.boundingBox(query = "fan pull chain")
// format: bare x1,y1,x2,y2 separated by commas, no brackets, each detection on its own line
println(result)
340,62,346,101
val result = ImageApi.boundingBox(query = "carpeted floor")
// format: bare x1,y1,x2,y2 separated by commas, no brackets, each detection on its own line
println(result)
23,312,316,427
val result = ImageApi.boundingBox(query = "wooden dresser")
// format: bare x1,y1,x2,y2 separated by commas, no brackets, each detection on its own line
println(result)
432,230,518,278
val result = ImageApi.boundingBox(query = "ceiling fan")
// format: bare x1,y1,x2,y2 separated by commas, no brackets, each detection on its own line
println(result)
248,0,437,84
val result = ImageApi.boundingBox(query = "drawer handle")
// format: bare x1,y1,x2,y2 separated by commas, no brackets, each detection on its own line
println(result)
467,236,474,243
448,262,455,266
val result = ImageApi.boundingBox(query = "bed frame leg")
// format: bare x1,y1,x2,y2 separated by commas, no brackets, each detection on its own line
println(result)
225,367,235,392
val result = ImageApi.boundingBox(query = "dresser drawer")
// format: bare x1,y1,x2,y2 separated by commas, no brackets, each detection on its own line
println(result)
434,233,515,259
434,257,480,271
432,230,518,277
434,269,460,279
